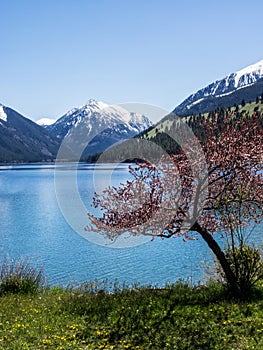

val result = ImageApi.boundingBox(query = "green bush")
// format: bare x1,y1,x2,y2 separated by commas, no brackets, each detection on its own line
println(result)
219,245,263,298
0,257,45,295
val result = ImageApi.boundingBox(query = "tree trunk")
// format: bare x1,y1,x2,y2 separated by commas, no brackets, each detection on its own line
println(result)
192,222,243,298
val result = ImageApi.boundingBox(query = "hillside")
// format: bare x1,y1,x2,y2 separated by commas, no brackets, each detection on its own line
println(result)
89,94,263,163
0,105,59,162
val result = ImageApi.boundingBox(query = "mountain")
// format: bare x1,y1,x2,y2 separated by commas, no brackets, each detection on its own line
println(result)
36,118,56,126
47,99,152,158
0,104,59,162
126,93,263,162
173,59,263,116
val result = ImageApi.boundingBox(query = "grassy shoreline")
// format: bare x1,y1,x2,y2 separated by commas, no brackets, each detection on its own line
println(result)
1,281,263,349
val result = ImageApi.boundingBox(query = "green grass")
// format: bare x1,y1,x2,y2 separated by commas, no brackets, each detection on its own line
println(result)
1,281,263,349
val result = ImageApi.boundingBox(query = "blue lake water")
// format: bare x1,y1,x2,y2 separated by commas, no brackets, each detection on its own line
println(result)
0,163,262,287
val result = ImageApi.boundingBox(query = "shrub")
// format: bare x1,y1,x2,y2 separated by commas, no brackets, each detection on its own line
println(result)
0,257,45,295
218,245,263,298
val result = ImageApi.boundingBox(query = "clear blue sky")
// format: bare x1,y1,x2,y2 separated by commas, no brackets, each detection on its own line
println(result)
0,0,262,122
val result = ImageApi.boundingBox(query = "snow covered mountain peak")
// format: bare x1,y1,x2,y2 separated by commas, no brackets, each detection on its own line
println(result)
62,99,130,124
53,100,152,136
77,99,109,112
47,100,152,157
173,59,263,116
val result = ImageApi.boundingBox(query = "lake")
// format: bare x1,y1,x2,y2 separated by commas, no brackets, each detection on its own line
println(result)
0,163,262,287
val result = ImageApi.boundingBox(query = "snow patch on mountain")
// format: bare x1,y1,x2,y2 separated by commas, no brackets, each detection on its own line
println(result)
0,105,7,122
233,59,263,87
36,118,56,126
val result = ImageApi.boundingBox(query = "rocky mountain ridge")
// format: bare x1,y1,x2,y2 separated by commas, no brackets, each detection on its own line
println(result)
173,59,263,116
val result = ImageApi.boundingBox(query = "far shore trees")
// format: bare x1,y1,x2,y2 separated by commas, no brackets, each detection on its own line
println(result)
89,109,263,299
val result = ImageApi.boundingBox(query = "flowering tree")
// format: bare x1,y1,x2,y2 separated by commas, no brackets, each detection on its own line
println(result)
89,111,263,298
